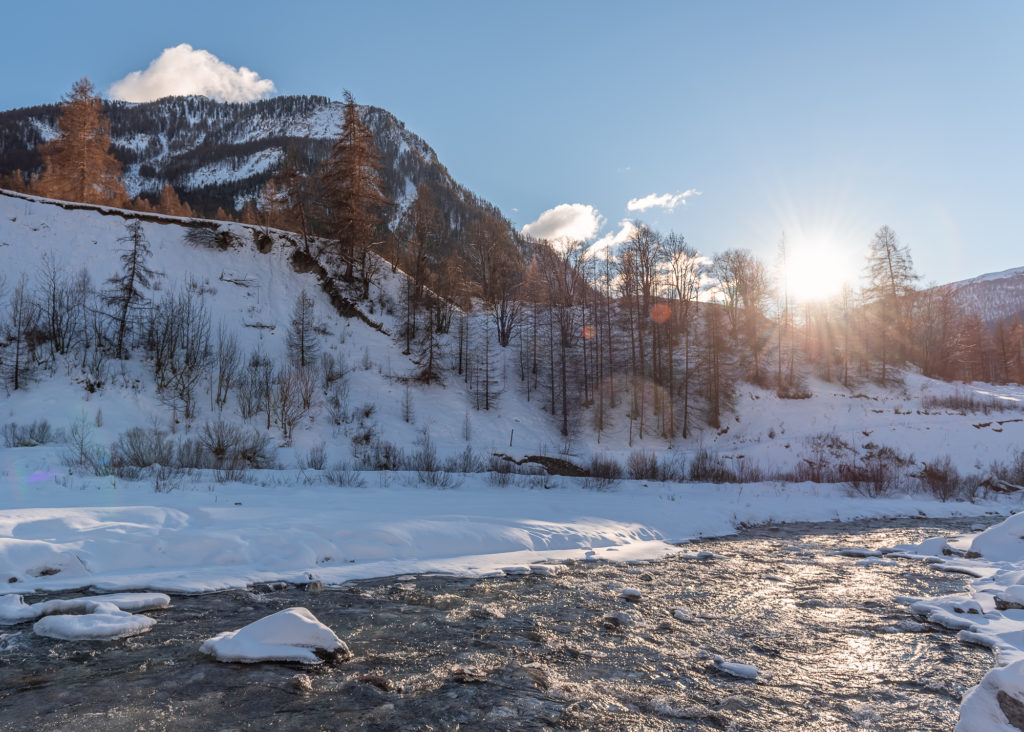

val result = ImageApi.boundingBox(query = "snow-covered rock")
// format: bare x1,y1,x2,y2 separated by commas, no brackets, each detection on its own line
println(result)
199,607,349,665
713,655,760,679
33,603,157,641
1,592,170,625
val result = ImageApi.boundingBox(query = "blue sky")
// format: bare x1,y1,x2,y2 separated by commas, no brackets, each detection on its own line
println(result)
4,1,1022,290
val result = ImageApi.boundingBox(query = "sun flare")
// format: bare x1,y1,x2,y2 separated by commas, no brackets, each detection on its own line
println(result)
784,241,853,302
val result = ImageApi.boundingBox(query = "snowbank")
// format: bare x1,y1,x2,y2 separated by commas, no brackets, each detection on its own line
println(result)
880,513,1024,730
0,474,1001,595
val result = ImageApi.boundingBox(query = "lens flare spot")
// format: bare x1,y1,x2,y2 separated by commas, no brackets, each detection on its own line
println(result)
649,303,671,324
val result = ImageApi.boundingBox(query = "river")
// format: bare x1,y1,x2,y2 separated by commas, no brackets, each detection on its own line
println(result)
0,517,995,730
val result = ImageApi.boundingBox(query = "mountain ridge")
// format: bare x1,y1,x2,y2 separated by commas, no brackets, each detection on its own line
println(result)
0,94,517,269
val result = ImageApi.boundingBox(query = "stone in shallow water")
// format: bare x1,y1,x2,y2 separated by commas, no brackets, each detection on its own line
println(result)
199,607,350,665
33,604,157,641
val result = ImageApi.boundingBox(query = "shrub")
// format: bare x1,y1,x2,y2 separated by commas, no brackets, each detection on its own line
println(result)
922,391,1021,415
777,376,812,399
627,451,661,481
418,470,461,489
844,445,913,497
917,457,964,502
112,427,175,471
443,446,483,474
63,413,111,476
184,227,218,248
409,432,439,473
353,437,406,471
299,441,328,471
583,454,622,490
688,448,733,483
2,420,55,447
590,455,623,480
236,430,275,469
198,420,245,468
325,462,366,489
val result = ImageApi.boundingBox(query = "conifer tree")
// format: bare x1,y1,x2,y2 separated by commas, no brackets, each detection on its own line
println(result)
158,184,193,217
863,225,918,383
287,290,319,368
104,220,155,359
321,91,392,292
35,78,127,207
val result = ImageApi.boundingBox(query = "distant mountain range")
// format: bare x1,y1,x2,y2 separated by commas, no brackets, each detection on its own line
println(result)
0,94,516,261
949,266,1024,325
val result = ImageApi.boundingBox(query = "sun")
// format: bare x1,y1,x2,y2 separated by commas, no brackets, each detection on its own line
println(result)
784,240,854,303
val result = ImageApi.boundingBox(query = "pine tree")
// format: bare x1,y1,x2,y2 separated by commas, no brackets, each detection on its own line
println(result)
104,220,155,359
287,290,319,368
34,78,127,207
321,91,392,293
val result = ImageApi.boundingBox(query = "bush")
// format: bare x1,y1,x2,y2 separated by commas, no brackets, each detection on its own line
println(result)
418,470,462,489
198,420,245,468
184,227,218,248
626,451,661,481
112,427,175,472
409,432,439,473
917,457,964,502
583,454,622,490
444,446,483,474
777,376,812,399
63,413,111,476
922,391,1021,415
590,455,623,480
2,420,56,447
299,441,328,471
792,432,855,483
688,448,733,483
325,462,366,489
353,437,406,471
487,455,516,486
844,445,913,497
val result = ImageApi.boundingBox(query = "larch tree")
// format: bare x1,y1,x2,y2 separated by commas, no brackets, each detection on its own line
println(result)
321,91,392,295
863,225,918,383
287,290,320,368
35,78,127,207
104,220,155,359
158,184,193,218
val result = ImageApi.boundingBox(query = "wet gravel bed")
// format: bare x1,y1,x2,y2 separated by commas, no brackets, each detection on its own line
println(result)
0,516,998,730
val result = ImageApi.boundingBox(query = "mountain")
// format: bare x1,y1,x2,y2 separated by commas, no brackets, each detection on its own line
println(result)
0,94,516,264
949,265,1024,324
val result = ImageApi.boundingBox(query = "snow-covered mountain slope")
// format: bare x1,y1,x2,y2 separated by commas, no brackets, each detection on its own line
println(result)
0,189,561,464
949,265,1024,324
2,189,1023,479
0,94,511,252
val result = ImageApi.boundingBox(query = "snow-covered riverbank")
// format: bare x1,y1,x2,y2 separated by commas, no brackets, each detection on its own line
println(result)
0,469,1007,595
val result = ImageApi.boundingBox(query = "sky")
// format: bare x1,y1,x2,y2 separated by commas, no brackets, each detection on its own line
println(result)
2,0,1022,293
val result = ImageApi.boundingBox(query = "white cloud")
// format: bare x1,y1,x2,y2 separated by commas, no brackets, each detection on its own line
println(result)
521,203,603,243
109,44,276,103
589,219,638,259
626,189,701,212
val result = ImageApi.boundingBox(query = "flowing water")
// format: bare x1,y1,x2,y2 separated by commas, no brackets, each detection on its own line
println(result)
0,517,997,730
